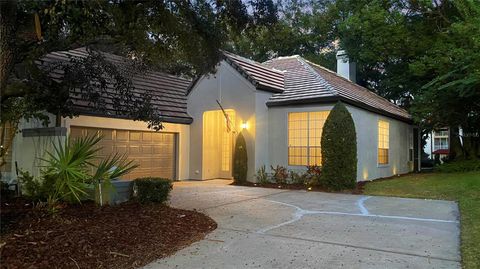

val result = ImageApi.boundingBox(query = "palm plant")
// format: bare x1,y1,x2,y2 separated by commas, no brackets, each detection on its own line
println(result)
90,153,138,205
41,135,101,203
41,134,137,205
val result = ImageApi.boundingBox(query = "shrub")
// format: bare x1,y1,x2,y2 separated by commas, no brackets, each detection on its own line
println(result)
18,170,41,198
255,165,270,184
17,170,55,201
305,165,322,186
271,165,288,184
1,181,14,199
289,170,307,185
321,102,357,190
134,177,172,203
436,159,480,173
233,132,248,183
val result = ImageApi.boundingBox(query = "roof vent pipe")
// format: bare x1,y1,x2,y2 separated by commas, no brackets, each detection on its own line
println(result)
336,50,356,83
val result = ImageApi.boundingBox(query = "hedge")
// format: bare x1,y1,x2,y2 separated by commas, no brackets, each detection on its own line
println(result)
436,159,480,173
134,177,172,203
233,131,248,183
321,102,357,190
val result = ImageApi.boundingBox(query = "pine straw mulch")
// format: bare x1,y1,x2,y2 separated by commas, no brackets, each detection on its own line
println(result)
0,198,217,269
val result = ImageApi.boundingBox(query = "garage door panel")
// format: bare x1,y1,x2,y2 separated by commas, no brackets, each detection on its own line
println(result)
142,132,152,142
141,145,153,154
116,130,128,141
152,132,165,142
129,145,141,155
87,129,100,138
100,129,114,140
152,145,162,154
99,144,115,155
115,145,128,154
70,126,176,180
139,158,152,167
129,131,141,141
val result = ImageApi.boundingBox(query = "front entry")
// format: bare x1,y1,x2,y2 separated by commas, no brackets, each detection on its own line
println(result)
202,109,235,179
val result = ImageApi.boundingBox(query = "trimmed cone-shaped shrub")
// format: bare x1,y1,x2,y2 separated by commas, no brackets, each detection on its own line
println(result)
233,131,248,183
321,102,357,190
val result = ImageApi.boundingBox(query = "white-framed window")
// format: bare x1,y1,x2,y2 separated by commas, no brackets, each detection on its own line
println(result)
378,120,389,165
288,111,329,166
433,128,449,151
434,129,449,137
434,137,449,150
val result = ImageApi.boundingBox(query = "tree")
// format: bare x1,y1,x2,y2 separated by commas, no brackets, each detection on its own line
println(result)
0,0,272,170
409,2,480,159
331,0,480,159
225,0,338,69
233,131,248,183
321,102,357,190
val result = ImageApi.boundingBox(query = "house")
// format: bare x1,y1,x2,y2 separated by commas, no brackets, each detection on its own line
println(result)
424,128,450,162
3,48,420,183
188,50,419,181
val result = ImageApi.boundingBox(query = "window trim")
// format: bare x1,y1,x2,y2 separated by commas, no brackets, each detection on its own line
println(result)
377,119,390,167
287,111,329,166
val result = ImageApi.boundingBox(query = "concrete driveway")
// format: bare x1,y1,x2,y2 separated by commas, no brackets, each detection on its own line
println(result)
145,180,460,269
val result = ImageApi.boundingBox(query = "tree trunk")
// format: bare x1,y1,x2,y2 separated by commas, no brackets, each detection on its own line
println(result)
449,127,463,160
0,0,17,101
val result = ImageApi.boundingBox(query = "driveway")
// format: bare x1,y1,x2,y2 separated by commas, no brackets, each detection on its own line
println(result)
145,180,460,269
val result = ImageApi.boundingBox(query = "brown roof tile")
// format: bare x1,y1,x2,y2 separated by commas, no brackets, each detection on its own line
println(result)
222,51,284,93
263,56,412,122
40,47,193,124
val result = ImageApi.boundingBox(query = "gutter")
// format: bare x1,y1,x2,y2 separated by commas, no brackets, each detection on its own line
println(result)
266,96,413,124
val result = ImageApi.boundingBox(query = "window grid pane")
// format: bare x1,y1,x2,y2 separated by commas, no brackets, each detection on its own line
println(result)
378,149,389,164
288,111,329,166
378,120,389,165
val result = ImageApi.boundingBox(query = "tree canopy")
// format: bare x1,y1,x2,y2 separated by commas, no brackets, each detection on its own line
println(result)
0,0,279,168
1,0,479,165
334,0,480,158
225,0,480,158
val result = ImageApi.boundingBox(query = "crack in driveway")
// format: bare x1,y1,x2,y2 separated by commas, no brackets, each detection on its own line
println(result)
255,195,458,234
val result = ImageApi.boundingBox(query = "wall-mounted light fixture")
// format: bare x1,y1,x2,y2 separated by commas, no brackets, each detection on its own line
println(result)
240,122,248,129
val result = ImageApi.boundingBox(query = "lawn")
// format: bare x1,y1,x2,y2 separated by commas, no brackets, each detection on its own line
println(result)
363,171,480,269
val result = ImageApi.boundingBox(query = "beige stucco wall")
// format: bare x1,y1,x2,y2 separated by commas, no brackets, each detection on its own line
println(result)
10,115,190,181
10,113,59,181
268,103,414,181
187,61,273,180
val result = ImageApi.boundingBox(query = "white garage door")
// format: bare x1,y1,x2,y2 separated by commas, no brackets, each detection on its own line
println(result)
70,126,177,180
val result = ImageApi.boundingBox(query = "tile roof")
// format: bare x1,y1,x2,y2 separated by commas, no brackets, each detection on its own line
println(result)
263,55,412,122
222,51,284,93
40,47,193,124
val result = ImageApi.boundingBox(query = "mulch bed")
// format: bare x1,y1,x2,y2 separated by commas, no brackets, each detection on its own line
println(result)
0,198,217,269
232,181,366,194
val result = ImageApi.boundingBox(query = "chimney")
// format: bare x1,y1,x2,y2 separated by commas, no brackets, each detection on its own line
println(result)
336,50,356,83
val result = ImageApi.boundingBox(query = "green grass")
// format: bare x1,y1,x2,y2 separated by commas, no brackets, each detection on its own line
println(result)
364,171,480,269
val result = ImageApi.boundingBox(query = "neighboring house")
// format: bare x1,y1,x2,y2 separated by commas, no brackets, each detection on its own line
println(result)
3,48,420,183
424,128,450,162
